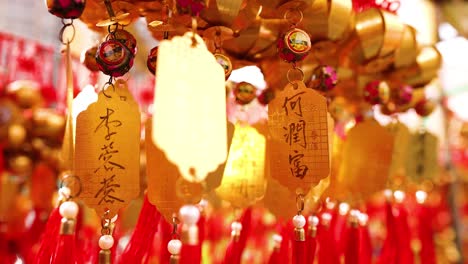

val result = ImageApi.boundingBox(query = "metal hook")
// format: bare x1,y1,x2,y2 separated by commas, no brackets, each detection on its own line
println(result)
102,77,115,98
59,19,76,45
59,173,82,199
296,194,305,214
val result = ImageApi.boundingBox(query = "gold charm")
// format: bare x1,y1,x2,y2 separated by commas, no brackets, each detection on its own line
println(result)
406,131,439,183
268,80,329,195
75,80,140,218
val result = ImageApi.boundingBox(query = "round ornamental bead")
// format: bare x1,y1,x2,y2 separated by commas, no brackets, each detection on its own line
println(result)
114,29,137,54
179,205,200,225
231,221,242,232
234,82,257,105
59,201,79,219
214,53,233,79
96,39,134,77
257,88,275,105
414,99,435,117
147,46,158,75
363,80,390,105
277,28,311,63
81,46,100,72
308,215,319,227
308,66,338,92
167,239,182,255
98,235,114,250
394,85,413,106
292,214,306,228
46,0,86,19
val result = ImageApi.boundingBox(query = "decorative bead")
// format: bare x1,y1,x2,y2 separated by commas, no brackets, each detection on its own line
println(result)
292,214,306,228
414,99,435,117
96,39,134,77
81,46,100,72
98,235,114,250
214,53,233,79
363,80,390,105
231,221,242,232
179,205,200,225
46,0,86,19
177,0,205,16
394,85,413,105
257,88,275,105
59,201,79,219
233,82,257,105
147,46,158,75
272,234,283,244
308,215,319,227
114,30,137,54
167,239,182,255
277,28,311,63
308,65,338,92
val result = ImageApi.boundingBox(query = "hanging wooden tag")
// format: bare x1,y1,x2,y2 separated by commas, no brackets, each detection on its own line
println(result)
216,122,267,208
386,122,411,185
145,118,184,223
337,119,394,199
204,121,236,193
263,178,297,220
152,32,227,183
405,131,438,183
74,80,140,218
268,80,329,195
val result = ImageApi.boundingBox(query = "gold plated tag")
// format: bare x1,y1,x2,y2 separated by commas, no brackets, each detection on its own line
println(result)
145,119,183,223
152,32,227,183
337,119,394,199
75,80,140,218
216,123,267,208
406,131,439,183
386,121,411,186
268,80,329,195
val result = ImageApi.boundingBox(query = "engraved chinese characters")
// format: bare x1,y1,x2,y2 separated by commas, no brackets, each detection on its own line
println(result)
268,80,329,194
75,80,140,218
216,123,267,208
406,131,439,183
152,32,227,183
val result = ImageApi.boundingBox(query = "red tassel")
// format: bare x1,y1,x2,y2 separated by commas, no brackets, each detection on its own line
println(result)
223,208,252,264
158,218,173,264
180,214,204,264
34,207,61,264
51,233,76,264
306,233,317,263
345,223,359,264
359,223,372,264
377,201,397,264
118,195,162,264
292,240,306,264
418,203,436,264
394,203,413,264
317,214,340,264
0,222,16,264
278,223,291,264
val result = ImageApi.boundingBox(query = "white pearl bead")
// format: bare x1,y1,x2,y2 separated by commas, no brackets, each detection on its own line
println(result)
308,215,319,227
59,201,79,219
179,205,200,225
272,234,283,244
167,239,182,255
231,221,242,232
292,214,306,228
99,235,114,250
58,187,71,199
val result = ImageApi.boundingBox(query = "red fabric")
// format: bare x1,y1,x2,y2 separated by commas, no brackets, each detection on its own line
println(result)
317,223,340,264
377,202,397,264
418,204,436,264
292,239,306,264
118,195,161,264
359,225,372,264
345,225,359,264
306,232,317,263
34,207,61,264
394,204,413,264
51,234,76,264
223,208,252,264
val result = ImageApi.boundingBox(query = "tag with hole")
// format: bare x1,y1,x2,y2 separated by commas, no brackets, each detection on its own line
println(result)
406,131,438,183
75,80,140,218
268,80,329,195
